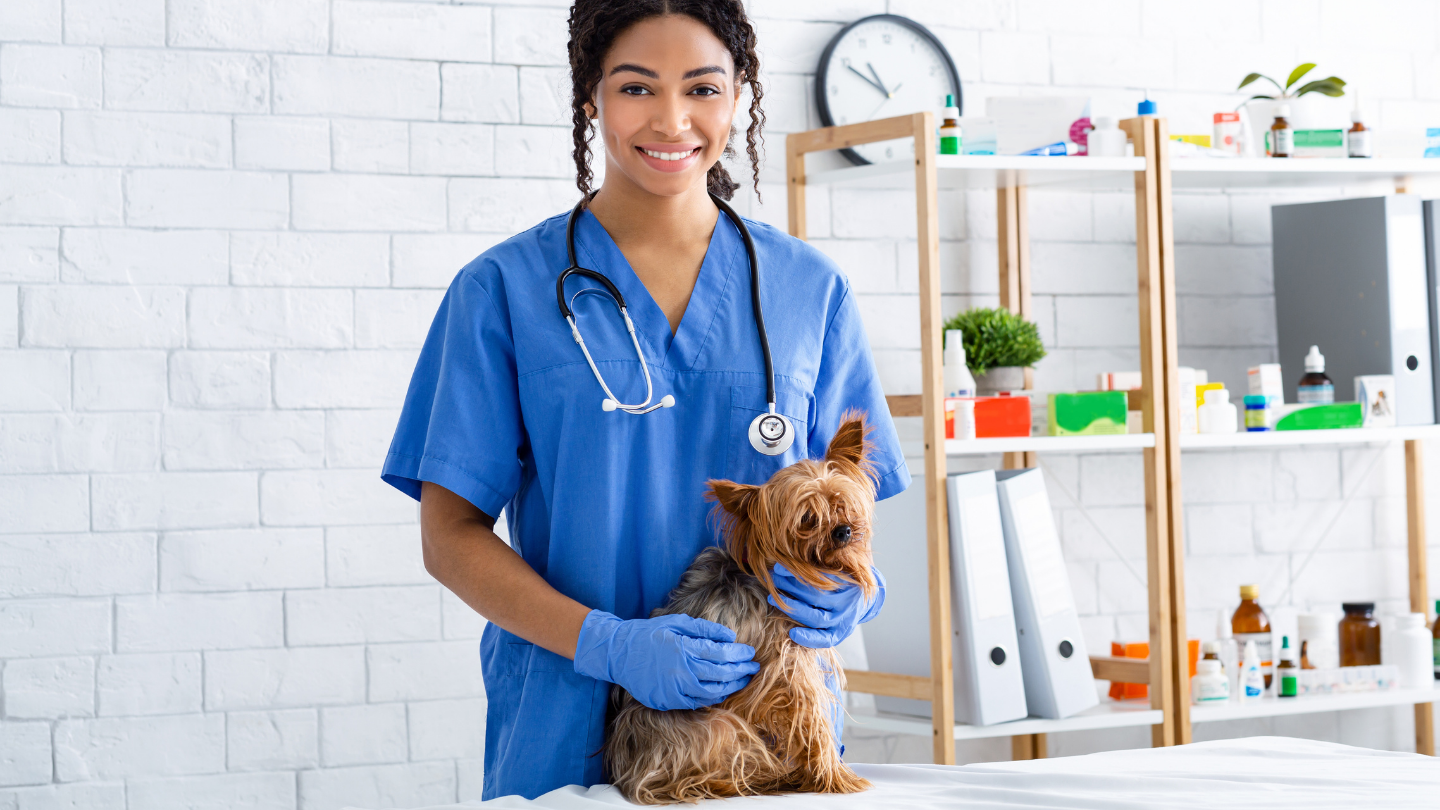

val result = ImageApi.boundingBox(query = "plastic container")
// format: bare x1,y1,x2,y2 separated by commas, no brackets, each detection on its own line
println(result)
1299,611,1340,670
1240,639,1265,701
1214,112,1242,155
1339,602,1381,667
1297,345,1334,404
1192,657,1230,704
953,399,977,440
1243,394,1272,431
1198,388,1238,434
1217,610,1240,697
943,330,976,398
1394,613,1434,690
1233,585,1273,688
1087,116,1127,158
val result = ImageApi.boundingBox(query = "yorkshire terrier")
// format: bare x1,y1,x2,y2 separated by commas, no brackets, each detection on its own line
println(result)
604,414,879,804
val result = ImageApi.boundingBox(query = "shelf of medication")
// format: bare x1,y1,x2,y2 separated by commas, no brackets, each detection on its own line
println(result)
850,699,1164,741
1180,424,1440,450
946,433,1155,456
1189,687,1436,724
804,155,1146,191
1170,158,1440,189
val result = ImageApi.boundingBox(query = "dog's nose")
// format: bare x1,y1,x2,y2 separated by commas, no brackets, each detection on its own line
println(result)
831,524,852,546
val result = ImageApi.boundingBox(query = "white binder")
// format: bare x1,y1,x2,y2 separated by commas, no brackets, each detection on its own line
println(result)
994,468,1099,719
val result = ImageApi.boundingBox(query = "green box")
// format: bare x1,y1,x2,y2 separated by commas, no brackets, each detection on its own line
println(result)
1048,391,1128,436
1274,402,1363,431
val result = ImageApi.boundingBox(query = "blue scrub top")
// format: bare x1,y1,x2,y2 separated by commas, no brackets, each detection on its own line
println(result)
382,205,910,800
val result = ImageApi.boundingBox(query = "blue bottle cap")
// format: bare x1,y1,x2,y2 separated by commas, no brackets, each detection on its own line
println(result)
1138,99,1157,115
1243,395,1269,408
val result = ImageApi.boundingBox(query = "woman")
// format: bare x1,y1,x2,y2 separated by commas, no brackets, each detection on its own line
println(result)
382,0,909,800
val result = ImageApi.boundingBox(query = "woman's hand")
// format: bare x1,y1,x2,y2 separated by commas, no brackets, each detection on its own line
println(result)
767,563,886,649
573,611,760,711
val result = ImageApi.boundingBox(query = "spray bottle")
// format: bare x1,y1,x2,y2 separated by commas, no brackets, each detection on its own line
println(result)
1217,610,1240,699
1240,639,1265,701
944,330,976,398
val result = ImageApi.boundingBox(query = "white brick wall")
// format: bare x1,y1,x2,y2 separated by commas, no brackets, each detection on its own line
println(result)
2,0,1439,803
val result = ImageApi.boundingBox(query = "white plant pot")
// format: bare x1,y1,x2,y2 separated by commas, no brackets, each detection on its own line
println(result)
975,365,1027,395
1243,95,1349,156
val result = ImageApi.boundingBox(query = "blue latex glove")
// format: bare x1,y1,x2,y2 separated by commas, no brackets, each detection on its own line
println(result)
767,563,886,649
573,610,760,711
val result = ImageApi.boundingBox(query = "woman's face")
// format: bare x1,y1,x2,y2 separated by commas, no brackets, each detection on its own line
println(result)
591,15,740,200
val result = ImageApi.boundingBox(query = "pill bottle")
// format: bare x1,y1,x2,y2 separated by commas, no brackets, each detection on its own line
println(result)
1192,657,1230,704
1243,394,1272,431
1339,602,1381,667
1394,613,1433,689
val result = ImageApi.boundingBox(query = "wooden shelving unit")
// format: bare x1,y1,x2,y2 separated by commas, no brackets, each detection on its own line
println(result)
785,114,1440,764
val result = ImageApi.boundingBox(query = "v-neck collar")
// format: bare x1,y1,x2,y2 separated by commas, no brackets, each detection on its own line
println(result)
572,205,742,372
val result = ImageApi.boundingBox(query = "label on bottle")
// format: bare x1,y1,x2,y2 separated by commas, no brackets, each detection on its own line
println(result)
1348,129,1372,158
940,134,960,155
1235,632,1273,674
1433,637,1439,675
1280,669,1297,697
1192,675,1229,703
1244,667,1265,698
1297,383,1334,404
1273,127,1293,155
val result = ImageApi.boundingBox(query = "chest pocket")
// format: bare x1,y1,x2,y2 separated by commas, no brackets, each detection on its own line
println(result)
724,384,811,486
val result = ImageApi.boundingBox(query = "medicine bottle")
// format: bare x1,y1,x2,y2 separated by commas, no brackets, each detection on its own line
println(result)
1270,104,1293,158
1348,107,1372,158
1232,585,1273,687
1276,636,1298,697
939,95,960,156
1297,345,1334,404
1339,602,1381,667
1191,657,1229,704
1433,599,1439,680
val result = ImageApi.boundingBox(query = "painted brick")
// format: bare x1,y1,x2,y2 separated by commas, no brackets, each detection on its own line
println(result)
518,66,567,126
293,174,447,232
355,289,444,349
1077,455,1146,507
273,55,439,120
0,598,109,658
441,64,519,124
163,410,325,470
0,285,15,346
287,585,439,645
91,471,258,531
204,646,366,710
1274,449,1343,501
493,125,571,178
333,1,492,62
1031,242,1137,294
332,119,409,174
167,0,327,53
0,474,87,533
63,0,165,46
188,288,353,349
1174,245,1272,296
392,233,502,289
0,782,125,809
320,703,408,766
1054,295,1139,348
325,409,400,469
0,532,155,597
2,657,95,719
980,29,1051,84
325,524,429,587
0,227,58,282
296,761,456,810
273,350,416,409
124,169,288,229
408,698,485,761
20,286,182,349
368,641,484,702
1185,503,1256,556
1050,34,1173,88
0,108,60,163
1181,452,1275,504
62,111,231,168
1179,295,1277,347
260,468,418,526
0,166,121,226
233,116,330,172
226,709,319,771
103,49,269,114
493,6,570,66
1172,194,1232,244
1027,193,1093,242
126,772,295,810
0,723,51,787
411,123,495,177
448,177,575,233
0,0,61,43
442,588,488,640
168,352,271,410
54,715,225,781
0,44,100,108
96,653,202,716
60,228,227,285
1059,506,1147,561
116,592,282,653
231,232,389,287
159,527,325,592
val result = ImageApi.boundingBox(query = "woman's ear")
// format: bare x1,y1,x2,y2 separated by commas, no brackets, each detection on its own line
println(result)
824,411,870,468
583,100,596,120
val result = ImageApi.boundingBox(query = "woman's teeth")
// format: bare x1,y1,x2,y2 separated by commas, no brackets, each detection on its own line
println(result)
642,148,697,161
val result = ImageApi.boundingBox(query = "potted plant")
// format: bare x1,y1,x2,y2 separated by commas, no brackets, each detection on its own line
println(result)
1237,63,1347,154
942,307,1046,395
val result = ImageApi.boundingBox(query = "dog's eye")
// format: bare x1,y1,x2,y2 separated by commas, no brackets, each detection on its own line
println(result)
800,512,817,530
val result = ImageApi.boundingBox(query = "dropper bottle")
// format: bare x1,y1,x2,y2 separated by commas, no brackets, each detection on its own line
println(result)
1297,345,1334,404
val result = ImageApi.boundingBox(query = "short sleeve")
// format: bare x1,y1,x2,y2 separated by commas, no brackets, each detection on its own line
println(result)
381,270,524,517
808,284,911,501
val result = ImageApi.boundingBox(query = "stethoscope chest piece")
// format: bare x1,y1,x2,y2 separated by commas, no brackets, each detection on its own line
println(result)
749,410,795,456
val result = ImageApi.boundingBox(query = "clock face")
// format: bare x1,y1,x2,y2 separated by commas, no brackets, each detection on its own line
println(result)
815,15,962,166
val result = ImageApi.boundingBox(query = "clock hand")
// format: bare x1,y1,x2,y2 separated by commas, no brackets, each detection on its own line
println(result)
866,62,891,98
845,64,887,96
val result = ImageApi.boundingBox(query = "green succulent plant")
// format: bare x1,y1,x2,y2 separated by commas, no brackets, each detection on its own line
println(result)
1238,62,1346,101
942,307,1046,376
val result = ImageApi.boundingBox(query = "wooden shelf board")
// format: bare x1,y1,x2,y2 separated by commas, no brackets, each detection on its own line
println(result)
946,433,1155,455
1170,157,1440,189
1181,424,1440,450
849,699,1163,741
806,155,1145,191
1190,687,1436,723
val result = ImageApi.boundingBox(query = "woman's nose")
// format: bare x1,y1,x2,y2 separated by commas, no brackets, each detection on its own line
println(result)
831,524,852,546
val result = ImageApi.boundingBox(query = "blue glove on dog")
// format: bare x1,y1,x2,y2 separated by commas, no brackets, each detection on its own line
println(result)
767,563,886,649
573,610,760,711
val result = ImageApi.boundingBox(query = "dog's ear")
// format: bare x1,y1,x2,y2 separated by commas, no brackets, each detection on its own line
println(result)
824,412,869,468
707,479,758,521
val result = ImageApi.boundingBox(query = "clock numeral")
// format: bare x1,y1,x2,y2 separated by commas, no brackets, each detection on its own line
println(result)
882,34,891,44
857,37,866,48
841,56,851,67
929,65,938,76
885,146,894,159
830,85,838,96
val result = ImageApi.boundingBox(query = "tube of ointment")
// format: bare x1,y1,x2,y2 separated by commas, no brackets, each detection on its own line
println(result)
1018,142,1080,156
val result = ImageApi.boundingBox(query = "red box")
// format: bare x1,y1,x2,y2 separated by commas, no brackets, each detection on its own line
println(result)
945,394,1031,439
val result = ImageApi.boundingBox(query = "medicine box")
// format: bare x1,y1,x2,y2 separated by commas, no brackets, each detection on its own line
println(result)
1047,391,1127,436
1247,364,1283,401
945,395,1031,439
1274,402,1363,431
1355,375,1397,427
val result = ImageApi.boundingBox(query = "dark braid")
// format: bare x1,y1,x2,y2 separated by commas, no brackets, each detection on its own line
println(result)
567,0,765,202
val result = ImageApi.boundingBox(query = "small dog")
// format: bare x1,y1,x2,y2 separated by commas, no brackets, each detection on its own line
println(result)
604,414,879,804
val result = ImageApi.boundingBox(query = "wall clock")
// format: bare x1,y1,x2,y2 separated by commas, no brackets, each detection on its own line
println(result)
814,15,963,166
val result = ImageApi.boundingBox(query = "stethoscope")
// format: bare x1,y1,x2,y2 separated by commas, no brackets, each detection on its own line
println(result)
556,193,794,457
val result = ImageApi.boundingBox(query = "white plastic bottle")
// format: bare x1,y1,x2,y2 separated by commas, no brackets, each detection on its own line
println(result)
1087,116,1127,158
1240,639,1265,701
944,330,976,398
1192,658,1230,705
1394,613,1435,690
1217,611,1240,699
1198,388,1238,434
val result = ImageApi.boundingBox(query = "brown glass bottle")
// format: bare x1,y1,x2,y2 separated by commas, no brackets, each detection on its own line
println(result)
1233,585,1273,687
1339,603,1381,667
1270,104,1293,158
1432,599,1439,680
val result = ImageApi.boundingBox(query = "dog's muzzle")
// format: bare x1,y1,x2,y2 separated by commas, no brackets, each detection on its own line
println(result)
831,525,852,546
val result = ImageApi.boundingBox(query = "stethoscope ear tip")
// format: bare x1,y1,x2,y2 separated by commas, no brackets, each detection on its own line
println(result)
601,399,618,412
659,395,676,408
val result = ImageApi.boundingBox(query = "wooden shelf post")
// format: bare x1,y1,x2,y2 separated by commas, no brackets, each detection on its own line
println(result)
1405,440,1434,756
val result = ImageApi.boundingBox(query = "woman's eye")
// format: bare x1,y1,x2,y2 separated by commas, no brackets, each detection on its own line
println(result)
691,86,719,96
620,85,650,96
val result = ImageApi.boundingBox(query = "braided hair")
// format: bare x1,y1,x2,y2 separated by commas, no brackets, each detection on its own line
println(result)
566,0,765,202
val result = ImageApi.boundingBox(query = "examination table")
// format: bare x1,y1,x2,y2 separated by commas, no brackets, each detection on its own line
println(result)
359,736,1439,809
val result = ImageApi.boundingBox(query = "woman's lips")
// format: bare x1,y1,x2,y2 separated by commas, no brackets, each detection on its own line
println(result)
636,145,702,173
